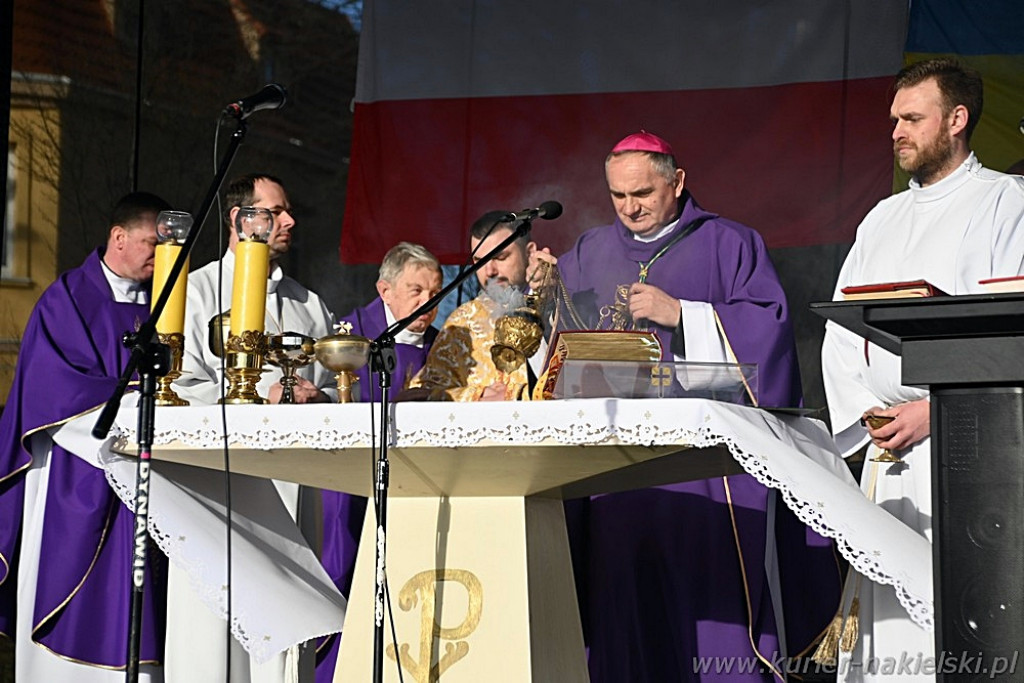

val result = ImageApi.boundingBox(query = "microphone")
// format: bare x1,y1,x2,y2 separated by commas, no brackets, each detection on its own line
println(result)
505,200,563,222
224,84,288,120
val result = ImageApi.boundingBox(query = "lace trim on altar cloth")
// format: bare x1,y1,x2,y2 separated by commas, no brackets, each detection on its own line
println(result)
108,398,935,632
101,456,274,661
718,437,933,630
102,428,344,663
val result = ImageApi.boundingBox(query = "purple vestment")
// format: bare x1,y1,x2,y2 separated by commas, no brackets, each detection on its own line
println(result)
0,248,166,667
558,193,838,681
338,297,437,404
316,297,436,681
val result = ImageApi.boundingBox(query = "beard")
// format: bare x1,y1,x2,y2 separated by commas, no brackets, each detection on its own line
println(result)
484,275,510,288
896,121,955,185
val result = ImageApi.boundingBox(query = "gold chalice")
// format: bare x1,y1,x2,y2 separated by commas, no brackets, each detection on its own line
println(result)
314,333,371,403
266,332,316,404
862,414,901,463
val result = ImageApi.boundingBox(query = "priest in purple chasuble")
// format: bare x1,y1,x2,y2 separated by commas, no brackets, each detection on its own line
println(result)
335,242,442,404
0,193,171,680
553,132,839,681
317,242,442,682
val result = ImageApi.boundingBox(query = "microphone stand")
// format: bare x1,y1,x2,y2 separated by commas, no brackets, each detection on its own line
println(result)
92,116,251,683
367,217,536,683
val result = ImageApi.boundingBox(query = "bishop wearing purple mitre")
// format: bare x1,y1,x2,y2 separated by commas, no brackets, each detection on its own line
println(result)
556,131,839,682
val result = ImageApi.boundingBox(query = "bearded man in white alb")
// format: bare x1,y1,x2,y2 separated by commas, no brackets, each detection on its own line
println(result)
822,57,1024,682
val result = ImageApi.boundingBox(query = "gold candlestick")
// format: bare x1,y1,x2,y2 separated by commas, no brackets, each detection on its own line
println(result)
221,207,274,404
152,210,193,406
224,330,270,404
153,332,188,406
208,312,269,404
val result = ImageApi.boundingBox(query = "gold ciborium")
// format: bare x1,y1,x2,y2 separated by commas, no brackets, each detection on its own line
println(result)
314,332,371,403
208,311,268,404
862,414,901,463
208,312,231,359
491,295,544,374
266,332,316,404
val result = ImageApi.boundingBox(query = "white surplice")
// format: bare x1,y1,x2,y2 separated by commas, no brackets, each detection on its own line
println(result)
822,154,1024,681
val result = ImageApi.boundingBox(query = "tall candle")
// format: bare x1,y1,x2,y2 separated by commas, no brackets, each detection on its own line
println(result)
152,243,189,334
230,240,269,336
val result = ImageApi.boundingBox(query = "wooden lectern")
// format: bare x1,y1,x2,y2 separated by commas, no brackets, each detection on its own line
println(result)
813,293,1024,682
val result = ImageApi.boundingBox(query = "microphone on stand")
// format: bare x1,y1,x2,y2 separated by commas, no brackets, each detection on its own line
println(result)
224,84,288,120
503,200,563,223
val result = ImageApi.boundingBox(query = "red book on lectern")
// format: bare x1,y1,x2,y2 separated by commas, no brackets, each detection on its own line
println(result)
978,275,1024,293
841,279,947,301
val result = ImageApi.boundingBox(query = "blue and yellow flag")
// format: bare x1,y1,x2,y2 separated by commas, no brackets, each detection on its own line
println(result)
902,0,1024,184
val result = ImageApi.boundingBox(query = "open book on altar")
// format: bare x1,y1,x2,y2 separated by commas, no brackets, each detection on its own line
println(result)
536,330,758,404
841,279,948,300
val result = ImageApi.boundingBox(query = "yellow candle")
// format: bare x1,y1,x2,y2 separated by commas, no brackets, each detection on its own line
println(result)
152,243,189,334
230,240,269,336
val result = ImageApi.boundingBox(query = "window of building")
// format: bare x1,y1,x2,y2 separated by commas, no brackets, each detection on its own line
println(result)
1,143,17,281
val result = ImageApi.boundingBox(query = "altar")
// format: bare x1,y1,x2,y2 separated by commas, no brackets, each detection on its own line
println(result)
57,396,934,681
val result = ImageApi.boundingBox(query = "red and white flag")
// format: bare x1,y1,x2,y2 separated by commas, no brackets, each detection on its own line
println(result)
341,0,909,264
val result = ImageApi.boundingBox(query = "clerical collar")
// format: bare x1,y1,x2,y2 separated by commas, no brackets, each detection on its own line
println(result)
633,217,680,243
100,258,148,304
909,152,979,202
221,249,285,293
384,302,426,347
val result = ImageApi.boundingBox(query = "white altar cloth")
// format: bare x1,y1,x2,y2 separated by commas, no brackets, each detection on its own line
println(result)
94,396,932,633
50,398,347,664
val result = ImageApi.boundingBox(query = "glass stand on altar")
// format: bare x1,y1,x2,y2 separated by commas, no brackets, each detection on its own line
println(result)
549,359,758,404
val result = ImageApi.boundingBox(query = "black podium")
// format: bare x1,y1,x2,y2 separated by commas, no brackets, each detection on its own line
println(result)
813,293,1024,681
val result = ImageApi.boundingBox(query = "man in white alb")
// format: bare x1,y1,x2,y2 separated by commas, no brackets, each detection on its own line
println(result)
169,173,339,683
822,58,1024,681
176,173,336,405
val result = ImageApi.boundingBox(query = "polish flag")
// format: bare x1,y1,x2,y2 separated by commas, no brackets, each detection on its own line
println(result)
341,1,909,264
